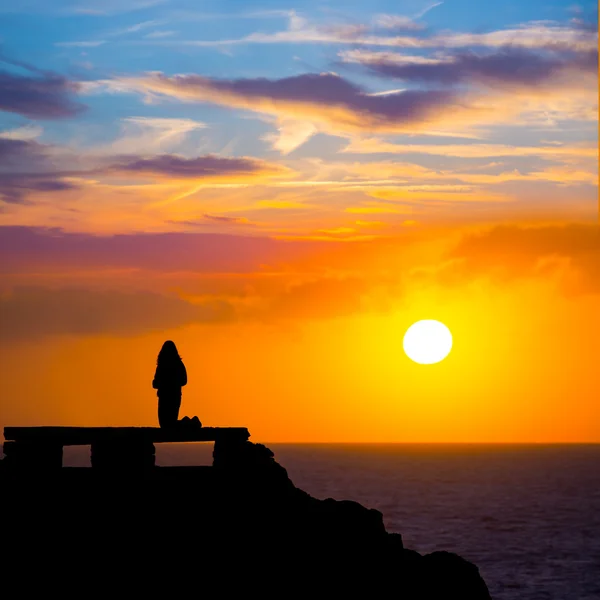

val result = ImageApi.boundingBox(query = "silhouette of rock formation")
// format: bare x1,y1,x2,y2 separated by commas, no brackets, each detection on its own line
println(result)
0,440,491,598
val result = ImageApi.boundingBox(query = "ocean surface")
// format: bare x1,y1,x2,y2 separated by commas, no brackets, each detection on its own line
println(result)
57,443,600,599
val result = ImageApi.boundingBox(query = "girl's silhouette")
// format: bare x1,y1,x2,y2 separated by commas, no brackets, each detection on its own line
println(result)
152,340,187,428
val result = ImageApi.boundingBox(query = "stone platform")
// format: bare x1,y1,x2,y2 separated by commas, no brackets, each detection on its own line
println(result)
2,426,250,470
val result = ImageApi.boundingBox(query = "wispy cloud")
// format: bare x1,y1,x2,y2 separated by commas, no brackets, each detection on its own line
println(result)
341,47,598,89
342,139,598,158
55,40,106,47
89,116,206,156
144,30,176,39
202,213,251,224
261,118,318,154
109,19,162,35
340,49,444,66
70,0,167,16
414,2,444,20
0,124,43,140
372,14,425,31
133,15,597,52
56,17,164,47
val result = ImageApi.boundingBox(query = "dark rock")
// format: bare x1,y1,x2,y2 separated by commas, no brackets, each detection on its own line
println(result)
422,551,492,599
0,441,492,599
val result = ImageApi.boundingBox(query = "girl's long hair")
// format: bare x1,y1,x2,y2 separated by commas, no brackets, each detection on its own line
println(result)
157,340,181,366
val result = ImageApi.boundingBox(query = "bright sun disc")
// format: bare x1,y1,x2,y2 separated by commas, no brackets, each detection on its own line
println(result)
403,320,453,365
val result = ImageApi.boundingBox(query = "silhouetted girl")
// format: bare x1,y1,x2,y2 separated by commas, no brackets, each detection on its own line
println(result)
153,340,187,428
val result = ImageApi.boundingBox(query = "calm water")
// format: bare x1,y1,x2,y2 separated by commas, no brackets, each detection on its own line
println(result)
56,444,600,599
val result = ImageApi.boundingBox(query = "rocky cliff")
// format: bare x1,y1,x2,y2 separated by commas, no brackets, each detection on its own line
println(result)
0,440,491,598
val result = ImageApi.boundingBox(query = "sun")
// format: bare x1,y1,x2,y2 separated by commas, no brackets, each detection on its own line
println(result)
403,320,453,365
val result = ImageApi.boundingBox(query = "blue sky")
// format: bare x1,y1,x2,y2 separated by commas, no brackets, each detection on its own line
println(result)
0,0,597,235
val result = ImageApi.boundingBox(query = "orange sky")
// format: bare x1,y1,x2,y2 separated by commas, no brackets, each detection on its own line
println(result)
2,221,599,442
0,3,598,442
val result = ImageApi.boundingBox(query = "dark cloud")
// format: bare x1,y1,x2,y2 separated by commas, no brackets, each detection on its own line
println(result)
142,72,459,130
346,47,598,87
0,59,85,119
0,174,78,203
0,137,286,202
0,138,80,203
0,286,234,342
202,214,249,223
0,137,48,164
201,72,366,104
113,153,281,179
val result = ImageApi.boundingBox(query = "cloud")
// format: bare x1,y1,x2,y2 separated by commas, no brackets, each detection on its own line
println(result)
0,138,80,203
367,188,512,204
256,200,307,209
261,118,318,154
0,59,86,119
0,174,78,203
0,132,289,204
451,222,600,261
145,30,176,39
0,226,327,274
341,47,598,89
0,124,43,140
0,286,234,341
202,213,251,224
427,22,597,52
444,223,600,293
108,19,163,36
56,18,165,47
414,2,444,19
270,276,373,318
111,153,289,180
90,116,206,155
89,39,596,138
103,71,468,136
55,41,106,47
0,273,398,339
341,138,598,158
340,50,443,66
137,15,597,52
69,0,166,16
345,205,414,215
372,14,425,31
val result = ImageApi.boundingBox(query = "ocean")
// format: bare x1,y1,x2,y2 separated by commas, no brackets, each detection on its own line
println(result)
57,443,600,599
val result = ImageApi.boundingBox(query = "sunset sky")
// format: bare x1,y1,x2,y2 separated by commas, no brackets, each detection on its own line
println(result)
0,0,598,442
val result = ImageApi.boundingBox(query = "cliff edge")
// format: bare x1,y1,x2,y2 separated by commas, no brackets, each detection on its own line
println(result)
0,440,491,598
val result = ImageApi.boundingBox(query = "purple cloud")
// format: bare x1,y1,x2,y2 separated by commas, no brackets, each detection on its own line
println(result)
143,72,459,129
0,226,327,274
0,59,85,119
202,214,249,223
0,174,77,203
0,138,79,203
344,47,598,87
114,153,278,178
0,138,286,203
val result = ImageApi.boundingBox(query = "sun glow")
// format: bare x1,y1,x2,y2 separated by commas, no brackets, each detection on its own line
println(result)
403,320,453,365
